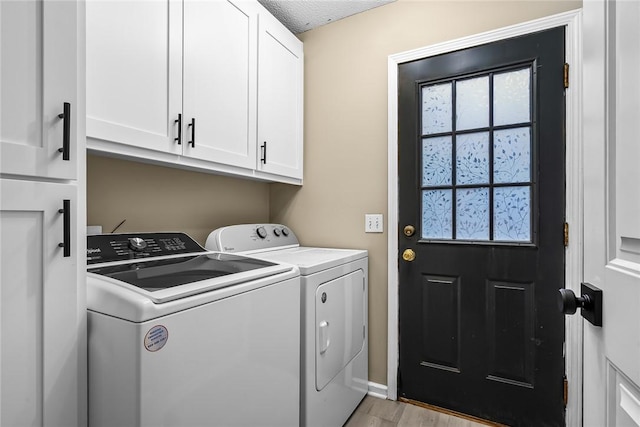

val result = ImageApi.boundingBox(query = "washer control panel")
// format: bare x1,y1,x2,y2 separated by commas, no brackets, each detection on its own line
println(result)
206,224,299,253
87,232,206,264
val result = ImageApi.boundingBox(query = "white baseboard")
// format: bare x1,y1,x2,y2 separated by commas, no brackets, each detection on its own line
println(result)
367,381,389,400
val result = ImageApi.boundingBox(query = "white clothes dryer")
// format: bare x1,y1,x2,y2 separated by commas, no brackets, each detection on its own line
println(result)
86,232,300,427
206,224,368,427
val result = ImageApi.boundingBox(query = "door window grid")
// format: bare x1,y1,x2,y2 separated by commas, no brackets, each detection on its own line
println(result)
421,66,534,243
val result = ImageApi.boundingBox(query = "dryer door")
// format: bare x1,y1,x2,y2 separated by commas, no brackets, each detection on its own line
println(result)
315,269,366,391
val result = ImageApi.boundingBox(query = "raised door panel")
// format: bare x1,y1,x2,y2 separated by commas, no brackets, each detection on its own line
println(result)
257,10,303,180
0,0,77,180
182,0,257,169
0,179,79,426
86,0,182,154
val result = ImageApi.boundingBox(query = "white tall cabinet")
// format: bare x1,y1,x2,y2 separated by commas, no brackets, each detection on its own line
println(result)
0,1,85,426
87,0,303,184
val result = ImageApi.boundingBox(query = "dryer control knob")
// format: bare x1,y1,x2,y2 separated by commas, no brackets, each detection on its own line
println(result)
281,227,289,237
273,228,281,237
256,226,268,239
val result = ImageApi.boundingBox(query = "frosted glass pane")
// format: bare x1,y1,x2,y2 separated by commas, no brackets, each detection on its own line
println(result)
494,186,531,241
456,188,490,240
422,190,452,239
422,136,452,186
493,127,531,184
422,83,452,135
494,68,531,126
456,76,489,131
456,132,489,185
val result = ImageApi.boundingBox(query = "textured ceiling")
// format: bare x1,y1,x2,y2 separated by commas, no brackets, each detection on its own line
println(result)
258,0,396,34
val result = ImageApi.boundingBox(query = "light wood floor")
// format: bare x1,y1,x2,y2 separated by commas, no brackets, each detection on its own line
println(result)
344,396,493,427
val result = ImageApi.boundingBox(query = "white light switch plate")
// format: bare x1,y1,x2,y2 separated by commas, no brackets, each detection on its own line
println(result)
365,214,384,233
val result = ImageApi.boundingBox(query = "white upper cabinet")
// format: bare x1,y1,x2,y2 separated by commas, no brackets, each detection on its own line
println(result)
182,0,258,169
256,8,304,180
86,0,303,184
86,0,183,154
1,0,78,180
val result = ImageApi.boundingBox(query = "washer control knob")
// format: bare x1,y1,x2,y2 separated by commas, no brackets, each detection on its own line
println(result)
273,228,281,237
256,226,268,239
281,227,289,237
129,237,147,251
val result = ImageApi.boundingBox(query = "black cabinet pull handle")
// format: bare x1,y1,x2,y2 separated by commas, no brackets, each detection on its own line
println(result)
57,102,71,160
188,118,195,147
58,199,71,257
174,114,182,145
261,141,267,164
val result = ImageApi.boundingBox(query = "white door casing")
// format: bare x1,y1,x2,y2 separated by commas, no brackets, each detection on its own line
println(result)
387,10,583,426
583,0,640,425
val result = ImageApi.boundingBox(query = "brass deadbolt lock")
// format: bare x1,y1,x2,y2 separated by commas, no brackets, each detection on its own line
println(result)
403,225,416,237
402,248,416,262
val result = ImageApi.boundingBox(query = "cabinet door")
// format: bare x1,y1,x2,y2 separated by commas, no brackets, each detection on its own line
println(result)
1,0,77,180
256,10,304,180
182,0,258,169
0,179,79,426
86,0,182,154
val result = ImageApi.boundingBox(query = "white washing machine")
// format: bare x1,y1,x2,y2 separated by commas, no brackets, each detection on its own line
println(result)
206,224,368,427
86,232,300,427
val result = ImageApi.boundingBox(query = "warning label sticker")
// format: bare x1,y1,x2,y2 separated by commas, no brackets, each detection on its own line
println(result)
144,325,168,352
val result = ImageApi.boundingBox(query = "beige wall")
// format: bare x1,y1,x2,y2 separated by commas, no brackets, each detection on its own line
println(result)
270,0,581,385
87,155,270,245
86,0,581,389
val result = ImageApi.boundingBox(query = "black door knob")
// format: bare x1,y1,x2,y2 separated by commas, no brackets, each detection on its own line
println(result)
558,288,592,315
557,283,603,327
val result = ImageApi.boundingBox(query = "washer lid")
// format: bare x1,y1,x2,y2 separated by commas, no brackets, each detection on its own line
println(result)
88,252,292,304
251,247,368,275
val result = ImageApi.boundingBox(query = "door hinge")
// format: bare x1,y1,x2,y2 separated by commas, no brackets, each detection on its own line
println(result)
563,376,568,407
564,222,569,247
564,63,570,89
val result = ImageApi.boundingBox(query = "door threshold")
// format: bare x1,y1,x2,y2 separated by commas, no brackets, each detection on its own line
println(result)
398,398,508,427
